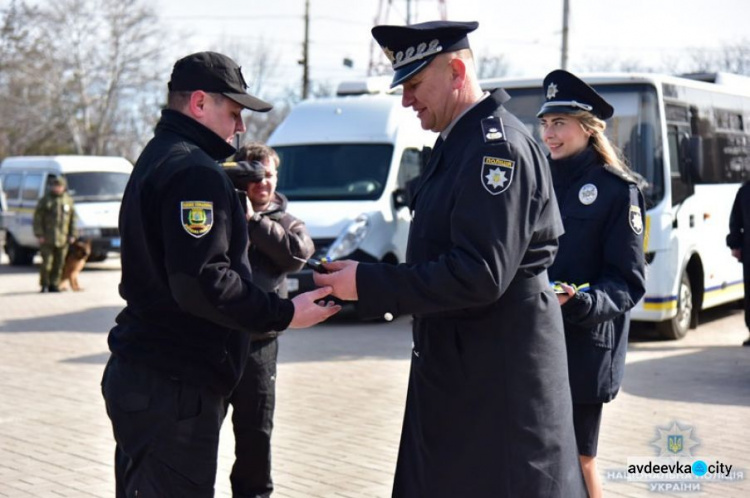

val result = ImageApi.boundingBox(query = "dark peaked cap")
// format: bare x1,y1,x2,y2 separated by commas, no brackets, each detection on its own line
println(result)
372,20,478,88
168,51,272,112
537,69,613,120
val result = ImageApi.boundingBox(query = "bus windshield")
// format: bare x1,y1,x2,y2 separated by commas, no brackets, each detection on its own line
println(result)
275,144,393,201
501,84,664,206
65,172,130,202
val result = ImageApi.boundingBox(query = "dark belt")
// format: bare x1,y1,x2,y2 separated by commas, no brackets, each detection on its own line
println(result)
417,270,551,319
502,270,550,301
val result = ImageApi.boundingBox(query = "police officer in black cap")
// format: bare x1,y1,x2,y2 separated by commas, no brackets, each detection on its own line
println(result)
101,51,340,496
539,69,646,498
315,22,587,497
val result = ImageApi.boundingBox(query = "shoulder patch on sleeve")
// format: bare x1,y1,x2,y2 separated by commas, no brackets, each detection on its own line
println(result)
481,115,507,144
481,156,515,195
181,201,214,238
629,204,644,235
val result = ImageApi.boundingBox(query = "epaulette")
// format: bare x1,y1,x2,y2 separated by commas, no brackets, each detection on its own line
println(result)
602,163,641,186
480,115,507,144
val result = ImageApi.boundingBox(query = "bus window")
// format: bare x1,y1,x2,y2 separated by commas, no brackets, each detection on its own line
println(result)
667,125,693,206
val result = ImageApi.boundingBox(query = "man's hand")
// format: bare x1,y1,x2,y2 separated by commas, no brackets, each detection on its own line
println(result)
312,260,359,300
288,286,341,329
732,248,742,262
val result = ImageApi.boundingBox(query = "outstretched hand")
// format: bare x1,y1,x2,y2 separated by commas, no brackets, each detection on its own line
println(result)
556,282,576,306
312,260,359,301
288,286,341,329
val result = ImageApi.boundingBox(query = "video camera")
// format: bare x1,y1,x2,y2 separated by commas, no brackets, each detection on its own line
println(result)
220,160,266,191
220,160,266,215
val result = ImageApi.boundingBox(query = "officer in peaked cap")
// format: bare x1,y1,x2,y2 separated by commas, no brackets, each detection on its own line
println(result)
538,68,646,498
315,20,587,498
538,69,614,119
371,20,478,88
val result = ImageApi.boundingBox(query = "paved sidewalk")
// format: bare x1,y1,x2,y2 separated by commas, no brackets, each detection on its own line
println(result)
0,258,749,497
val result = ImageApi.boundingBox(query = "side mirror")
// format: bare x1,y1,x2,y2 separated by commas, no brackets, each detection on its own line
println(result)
419,146,432,174
392,188,409,210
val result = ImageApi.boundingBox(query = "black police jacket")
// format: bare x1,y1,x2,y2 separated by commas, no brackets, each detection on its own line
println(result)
108,110,294,395
549,147,646,403
357,90,587,497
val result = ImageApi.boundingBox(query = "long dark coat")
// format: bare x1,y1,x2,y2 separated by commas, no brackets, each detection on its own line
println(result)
357,90,587,497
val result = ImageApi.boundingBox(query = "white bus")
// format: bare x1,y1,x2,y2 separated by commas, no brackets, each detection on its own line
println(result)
482,72,750,339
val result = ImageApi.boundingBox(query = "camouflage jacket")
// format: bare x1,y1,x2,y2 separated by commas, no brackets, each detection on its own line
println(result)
33,192,76,247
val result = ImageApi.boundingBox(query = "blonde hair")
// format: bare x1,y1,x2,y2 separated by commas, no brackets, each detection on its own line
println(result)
570,110,629,172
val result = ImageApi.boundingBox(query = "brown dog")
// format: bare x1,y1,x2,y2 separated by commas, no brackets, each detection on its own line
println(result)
59,239,92,291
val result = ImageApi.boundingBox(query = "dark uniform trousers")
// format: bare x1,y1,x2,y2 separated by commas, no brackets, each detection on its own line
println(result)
227,338,279,498
101,356,227,497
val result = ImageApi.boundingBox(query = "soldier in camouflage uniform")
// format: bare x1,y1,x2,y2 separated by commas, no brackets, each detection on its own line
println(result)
33,176,76,292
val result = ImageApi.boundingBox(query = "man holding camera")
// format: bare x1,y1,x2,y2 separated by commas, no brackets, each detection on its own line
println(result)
223,143,314,498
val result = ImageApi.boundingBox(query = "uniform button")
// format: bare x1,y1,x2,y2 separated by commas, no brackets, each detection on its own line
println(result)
384,312,394,321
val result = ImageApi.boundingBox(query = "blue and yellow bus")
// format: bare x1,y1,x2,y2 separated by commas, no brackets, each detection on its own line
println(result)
482,72,750,339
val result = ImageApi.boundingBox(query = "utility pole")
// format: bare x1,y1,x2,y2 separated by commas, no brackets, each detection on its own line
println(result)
561,0,569,70
406,0,411,24
301,0,310,99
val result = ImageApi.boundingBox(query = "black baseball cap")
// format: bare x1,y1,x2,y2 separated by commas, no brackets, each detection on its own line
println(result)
371,20,479,88
168,51,272,113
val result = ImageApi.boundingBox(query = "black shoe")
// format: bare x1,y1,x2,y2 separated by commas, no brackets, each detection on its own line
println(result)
48,285,60,293
743,337,750,347
40,286,48,293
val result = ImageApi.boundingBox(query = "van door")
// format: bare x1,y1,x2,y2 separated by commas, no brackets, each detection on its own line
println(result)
16,172,46,247
392,147,423,262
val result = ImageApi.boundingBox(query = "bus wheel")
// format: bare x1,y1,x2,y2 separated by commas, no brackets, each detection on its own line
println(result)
657,272,693,340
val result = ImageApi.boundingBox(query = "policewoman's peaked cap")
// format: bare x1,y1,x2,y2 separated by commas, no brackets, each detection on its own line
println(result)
537,69,614,120
371,20,478,88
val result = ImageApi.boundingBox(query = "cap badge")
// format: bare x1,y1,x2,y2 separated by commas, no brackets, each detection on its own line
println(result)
546,82,559,100
481,156,515,195
392,39,442,69
579,183,598,205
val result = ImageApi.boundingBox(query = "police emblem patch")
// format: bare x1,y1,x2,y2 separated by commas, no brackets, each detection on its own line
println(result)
481,156,515,195
181,201,214,238
629,205,644,235
578,183,598,205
